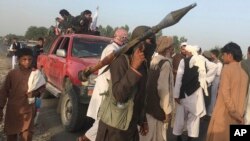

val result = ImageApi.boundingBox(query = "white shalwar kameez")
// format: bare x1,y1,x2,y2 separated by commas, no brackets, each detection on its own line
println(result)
173,45,213,138
208,60,222,116
172,59,206,138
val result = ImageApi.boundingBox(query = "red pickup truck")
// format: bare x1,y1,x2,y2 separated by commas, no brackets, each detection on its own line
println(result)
37,34,111,132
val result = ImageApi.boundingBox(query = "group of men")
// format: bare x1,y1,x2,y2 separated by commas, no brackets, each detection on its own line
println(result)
76,25,250,141
53,9,99,35
3,22,249,141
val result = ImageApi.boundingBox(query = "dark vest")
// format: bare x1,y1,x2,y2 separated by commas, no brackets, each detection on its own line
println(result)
146,60,169,121
13,42,21,56
179,57,200,99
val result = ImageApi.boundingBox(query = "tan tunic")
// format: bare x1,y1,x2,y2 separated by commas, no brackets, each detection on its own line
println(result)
206,62,249,141
0,68,35,135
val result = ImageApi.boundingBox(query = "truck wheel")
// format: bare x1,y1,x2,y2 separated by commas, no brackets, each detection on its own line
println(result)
60,80,87,132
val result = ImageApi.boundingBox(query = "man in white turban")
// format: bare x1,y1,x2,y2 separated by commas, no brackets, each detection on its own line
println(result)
173,45,208,141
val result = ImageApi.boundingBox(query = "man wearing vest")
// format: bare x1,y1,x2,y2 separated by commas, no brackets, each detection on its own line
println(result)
96,26,156,141
140,36,174,141
173,45,208,141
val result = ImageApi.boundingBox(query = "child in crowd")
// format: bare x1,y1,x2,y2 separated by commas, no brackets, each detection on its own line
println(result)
0,48,45,141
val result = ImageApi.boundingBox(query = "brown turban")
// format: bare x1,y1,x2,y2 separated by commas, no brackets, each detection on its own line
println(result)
156,36,173,53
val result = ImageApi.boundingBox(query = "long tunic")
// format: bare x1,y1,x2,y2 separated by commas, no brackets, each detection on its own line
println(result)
0,68,35,135
141,55,174,141
96,55,147,141
206,62,249,141
208,60,223,115
173,57,208,137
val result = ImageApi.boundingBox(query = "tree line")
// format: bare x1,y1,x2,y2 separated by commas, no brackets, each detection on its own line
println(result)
3,25,190,52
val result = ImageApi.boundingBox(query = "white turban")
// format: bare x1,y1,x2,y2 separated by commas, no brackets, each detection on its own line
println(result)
185,45,198,56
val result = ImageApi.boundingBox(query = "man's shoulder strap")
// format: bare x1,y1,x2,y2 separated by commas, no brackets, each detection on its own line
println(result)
122,54,130,67
158,59,171,70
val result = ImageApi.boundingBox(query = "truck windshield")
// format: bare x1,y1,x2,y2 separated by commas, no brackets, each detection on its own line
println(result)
72,37,108,57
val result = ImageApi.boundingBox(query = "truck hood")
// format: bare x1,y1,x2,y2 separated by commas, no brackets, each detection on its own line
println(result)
71,57,100,67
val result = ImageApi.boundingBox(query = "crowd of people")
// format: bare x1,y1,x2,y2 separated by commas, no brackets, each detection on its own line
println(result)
77,26,250,141
74,26,250,141
0,14,250,141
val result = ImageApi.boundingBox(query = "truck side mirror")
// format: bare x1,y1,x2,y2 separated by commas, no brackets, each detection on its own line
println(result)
56,49,66,58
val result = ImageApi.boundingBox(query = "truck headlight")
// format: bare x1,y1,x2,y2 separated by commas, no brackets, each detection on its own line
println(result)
88,74,97,86
80,74,97,96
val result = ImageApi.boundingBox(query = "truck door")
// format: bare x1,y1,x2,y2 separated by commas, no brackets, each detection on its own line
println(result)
48,37,70,90
46,37,63,84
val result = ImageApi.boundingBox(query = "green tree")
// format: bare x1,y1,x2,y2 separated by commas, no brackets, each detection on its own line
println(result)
106,25,114,37
98,25,114,37
25,26,48,40
98,25,131,38
4,34,25,45
121,25,129,32
173,36,188,53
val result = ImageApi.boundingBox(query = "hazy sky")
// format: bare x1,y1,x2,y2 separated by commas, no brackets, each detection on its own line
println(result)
0,0,249,52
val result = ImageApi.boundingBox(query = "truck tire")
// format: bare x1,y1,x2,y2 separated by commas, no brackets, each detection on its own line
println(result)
60,79,87,132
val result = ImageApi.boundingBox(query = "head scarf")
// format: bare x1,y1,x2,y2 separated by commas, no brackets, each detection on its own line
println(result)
126,26,156,65
156,36,173,53
202,51,212,59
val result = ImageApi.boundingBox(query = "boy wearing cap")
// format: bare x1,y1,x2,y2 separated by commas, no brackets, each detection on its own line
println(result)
0,48,45,141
